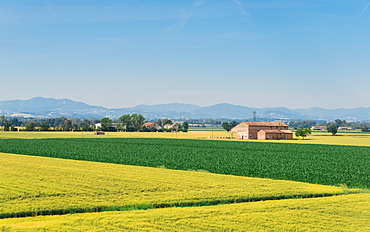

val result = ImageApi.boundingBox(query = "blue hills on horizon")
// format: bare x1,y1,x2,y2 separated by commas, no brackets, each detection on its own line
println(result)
0,97,369,121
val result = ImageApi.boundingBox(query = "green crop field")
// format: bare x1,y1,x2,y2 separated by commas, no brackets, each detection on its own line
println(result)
0,138,369,188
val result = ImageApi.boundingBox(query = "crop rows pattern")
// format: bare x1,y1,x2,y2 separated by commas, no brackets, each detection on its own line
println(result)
0,138,369,188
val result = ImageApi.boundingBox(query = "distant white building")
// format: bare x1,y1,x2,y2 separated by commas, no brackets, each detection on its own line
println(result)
310,126,327,131
94,123,119,129
163,124,179,130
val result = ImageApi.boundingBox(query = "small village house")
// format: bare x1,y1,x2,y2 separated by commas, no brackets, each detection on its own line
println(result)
94,123,120,130
338,126,353,130
143,122,162,130
163,124,179,131
310,126,327,131
231,122,293,140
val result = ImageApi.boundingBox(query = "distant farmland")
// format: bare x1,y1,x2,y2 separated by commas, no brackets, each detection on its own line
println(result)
0,138,369,189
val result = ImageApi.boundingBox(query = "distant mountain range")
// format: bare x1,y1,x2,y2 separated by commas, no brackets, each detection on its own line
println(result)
0,97,369,121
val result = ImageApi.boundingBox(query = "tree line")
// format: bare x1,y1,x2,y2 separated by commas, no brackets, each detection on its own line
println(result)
0,114,189,132
288,119,370,131
0,115,99,131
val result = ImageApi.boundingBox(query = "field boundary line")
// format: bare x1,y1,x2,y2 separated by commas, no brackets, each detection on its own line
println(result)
0,191,362,220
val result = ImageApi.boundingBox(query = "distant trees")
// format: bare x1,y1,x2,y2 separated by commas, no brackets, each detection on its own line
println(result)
222,121,237,132
162,119,173,125
182,122,189,132
361,125,369,132
0,116,97,131
25,122,35,131
81,121,91,131
295,127,311,139
10,115,368,136
0,115,5,126
39,122,50,131
63,119,72,131
222,122,232,132
289,119,370,133
327,125,338,136
118,114,145,132
155,119,174,127
131,114,145,131
100,117,113,131
288,120,317,129
0,116,9,131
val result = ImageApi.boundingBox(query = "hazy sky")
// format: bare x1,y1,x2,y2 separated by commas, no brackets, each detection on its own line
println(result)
1,0,369,109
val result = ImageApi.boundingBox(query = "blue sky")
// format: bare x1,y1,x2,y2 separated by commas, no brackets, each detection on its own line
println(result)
1,0,369,109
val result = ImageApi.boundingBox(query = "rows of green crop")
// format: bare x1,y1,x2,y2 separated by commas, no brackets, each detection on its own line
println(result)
0,138,369,188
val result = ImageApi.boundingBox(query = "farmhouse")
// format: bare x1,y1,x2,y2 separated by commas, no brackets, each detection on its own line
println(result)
310,126,327,131
143,122,162,130
231,122,293,140
338,126,353,130
163,124,179,130
94,123,119,130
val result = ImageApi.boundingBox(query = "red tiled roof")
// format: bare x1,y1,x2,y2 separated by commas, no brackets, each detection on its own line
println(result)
143,122,156,126
240,122,288,127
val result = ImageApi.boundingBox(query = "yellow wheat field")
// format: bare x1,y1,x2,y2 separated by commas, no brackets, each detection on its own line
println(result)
0,152,354,218
1,193,369,231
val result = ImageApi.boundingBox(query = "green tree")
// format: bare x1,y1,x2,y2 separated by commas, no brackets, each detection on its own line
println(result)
131,114,145,131
361,125,369,132
156,119,163,127
11,118,20,126
334,119,345,126
119,114,132,130
118,114,145,132
230,121,237,128
81,122,90,131
25,122,35,131
222,122,232,132
63,119,72,131
183,122,189,132
0,116,7,131
288,120,317,129
327,125,338,136
3,121,10,131
100,117,113,131
0,115,5,126
39,122,50,131
162,119,173,126
295,127,311,139
115,123,124,132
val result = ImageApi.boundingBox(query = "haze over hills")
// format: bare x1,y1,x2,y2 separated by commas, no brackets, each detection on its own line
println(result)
0,97,369,121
